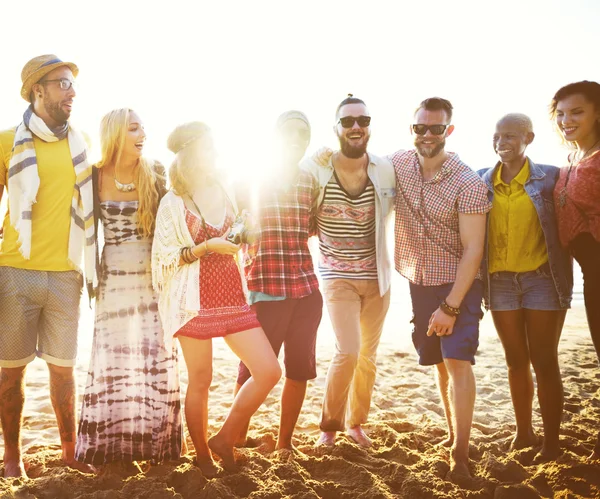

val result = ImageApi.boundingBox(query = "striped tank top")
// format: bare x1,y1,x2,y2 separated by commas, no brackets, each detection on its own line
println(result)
316,172,378,280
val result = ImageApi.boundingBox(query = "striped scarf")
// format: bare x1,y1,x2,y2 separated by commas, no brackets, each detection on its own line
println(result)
8,106,97,294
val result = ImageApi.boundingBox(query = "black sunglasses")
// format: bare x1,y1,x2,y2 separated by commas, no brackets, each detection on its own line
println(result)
338,115,371,128
412,124,449,135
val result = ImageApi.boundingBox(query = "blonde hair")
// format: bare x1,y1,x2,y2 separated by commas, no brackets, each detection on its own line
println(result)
95,108,165,237
167,121,212,196
496,113,534,134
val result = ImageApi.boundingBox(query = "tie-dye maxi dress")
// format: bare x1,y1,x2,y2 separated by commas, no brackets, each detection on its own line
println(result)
75,200,182,465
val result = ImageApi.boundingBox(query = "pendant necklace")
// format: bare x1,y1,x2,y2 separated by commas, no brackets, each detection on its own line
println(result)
114,163,137,192
558,137,600,208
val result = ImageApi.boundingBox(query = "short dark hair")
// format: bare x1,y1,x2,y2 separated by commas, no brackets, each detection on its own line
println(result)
415,97,453,122
550,80,600,139
336,94,366,118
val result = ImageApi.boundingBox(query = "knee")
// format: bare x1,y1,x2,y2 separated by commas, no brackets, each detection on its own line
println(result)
188,368,213,392
258,356,282,388
333,351,359,370
504,351,530,372
444,358,473,378
0,366,27,383
259,361,282,388
47,364,74,380
530,353,559,376
358,342,378,361
357,350,377,371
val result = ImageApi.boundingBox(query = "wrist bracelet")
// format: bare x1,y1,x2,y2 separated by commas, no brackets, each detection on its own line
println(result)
440,300,461,317
182,247,192,264
180,247,189,264
181,246,198,264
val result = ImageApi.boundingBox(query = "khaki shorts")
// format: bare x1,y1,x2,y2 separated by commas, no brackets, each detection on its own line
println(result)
0,267,82,368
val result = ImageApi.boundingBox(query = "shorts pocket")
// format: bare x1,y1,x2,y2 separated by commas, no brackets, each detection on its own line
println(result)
535,263,552,278
464,300,484,321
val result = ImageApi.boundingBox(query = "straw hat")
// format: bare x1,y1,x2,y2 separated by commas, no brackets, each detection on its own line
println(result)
20,54,79,102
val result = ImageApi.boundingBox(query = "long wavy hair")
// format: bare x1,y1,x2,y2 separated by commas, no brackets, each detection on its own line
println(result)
95,108,164,237
550,80,600,147
166,121,212,196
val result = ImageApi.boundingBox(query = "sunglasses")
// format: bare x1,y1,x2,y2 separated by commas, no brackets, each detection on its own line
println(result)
412,124,449,135
40,78,76,91
338,115,371,128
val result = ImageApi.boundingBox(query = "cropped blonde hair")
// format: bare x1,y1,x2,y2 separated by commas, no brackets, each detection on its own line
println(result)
167,121,212,196
95,108,165,237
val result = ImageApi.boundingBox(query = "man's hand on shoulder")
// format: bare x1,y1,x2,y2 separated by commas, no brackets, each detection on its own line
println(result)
313,147,333,167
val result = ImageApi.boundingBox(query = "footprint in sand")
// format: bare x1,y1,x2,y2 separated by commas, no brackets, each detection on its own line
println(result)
564,403,583,414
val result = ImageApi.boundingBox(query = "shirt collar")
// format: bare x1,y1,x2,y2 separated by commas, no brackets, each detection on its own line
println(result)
413,151,460,183
494,158,530,187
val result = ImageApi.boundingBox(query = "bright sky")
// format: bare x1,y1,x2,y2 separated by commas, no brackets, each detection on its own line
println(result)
1,0,599,183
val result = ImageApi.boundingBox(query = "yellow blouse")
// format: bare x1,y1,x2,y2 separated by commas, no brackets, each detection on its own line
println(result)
488,159,548,273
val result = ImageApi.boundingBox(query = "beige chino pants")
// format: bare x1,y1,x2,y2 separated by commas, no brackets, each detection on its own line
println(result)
320,278,390,431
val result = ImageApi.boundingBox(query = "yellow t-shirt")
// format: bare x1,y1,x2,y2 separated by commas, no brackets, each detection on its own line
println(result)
488,159,548,273
0,127,78,271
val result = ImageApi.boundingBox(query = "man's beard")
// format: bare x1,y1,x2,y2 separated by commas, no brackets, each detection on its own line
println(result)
45,99,70,126
416,138,445,159
339,133,370,159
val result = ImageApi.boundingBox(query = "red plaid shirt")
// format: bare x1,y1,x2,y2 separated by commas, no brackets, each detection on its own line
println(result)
245,170,320,298
390,150,491,286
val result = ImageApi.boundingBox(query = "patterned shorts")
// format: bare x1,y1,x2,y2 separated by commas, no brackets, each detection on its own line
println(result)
0,267,82,367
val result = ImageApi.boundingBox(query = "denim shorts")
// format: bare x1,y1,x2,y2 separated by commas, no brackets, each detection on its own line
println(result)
489,262,565,311
409,280,483,366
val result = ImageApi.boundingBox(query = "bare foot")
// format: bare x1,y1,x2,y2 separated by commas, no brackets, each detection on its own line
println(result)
275,442,303,455
435,434,454,448
347,426,372,448
208,435,236,471
195,456,220,478
234,435,247,448
532,445,561,464
589,449,600,462
62,458,97,474
449,455,471,479
510,430,538,450
275,440,295,452
3,459,27,478
316,431,336,447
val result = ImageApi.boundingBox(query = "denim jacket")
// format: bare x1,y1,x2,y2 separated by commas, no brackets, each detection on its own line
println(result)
477,159,573,309
301,153,396,296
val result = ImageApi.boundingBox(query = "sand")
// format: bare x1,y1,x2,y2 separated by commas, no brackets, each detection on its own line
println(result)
1,280,599,499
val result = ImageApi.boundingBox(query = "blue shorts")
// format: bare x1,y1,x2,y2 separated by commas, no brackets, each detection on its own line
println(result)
409,280,483,366
489,263,565,311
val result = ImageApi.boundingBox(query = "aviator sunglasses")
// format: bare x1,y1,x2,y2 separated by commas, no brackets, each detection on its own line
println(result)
338,115,371,128
411,124,449,135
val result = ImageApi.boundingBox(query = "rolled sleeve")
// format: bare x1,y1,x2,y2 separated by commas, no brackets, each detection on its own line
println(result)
458,175,492,214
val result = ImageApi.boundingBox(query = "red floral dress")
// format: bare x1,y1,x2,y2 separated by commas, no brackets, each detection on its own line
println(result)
175,208,260,339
